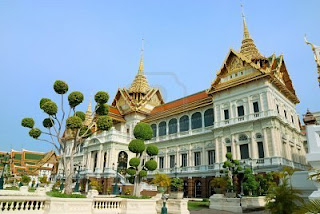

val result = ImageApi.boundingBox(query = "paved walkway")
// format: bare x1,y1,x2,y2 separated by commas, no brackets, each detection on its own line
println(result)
190,209,268,214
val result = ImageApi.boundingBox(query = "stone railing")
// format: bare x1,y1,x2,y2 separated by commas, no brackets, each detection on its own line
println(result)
92,197,123,214
0,196,47,213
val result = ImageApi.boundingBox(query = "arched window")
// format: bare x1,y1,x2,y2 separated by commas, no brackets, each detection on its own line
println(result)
159,121,167,136
179,115,189,132
151,124,157,138
118,151,128,175
169,118,178,134
204,108,214,127
195,180,202,198
225,138,231,144
191,112,202,129
239,134,248,141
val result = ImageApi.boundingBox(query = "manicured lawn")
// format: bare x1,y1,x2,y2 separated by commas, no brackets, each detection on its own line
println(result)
188,201,210,210
118,195,151,199
46,191,86,198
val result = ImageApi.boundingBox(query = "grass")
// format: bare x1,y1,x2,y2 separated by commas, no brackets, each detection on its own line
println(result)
46,191,86,198
4,186,19,191
188,200,210,210
118,195,151,199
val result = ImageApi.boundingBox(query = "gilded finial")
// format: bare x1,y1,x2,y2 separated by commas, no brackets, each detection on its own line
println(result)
239,4,263,61
138,38,144,74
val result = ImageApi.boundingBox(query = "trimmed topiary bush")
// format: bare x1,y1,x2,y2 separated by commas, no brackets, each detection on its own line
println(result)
21,118,35,128
79,125,92,137
53,80,68,94
42,118,54,128
94,91,109,104
96,116,112,131
42,101,58,115
139,170,147,177
29,128,41,139
146,145,159,156
68,91,84,108
66,116,82,129
129,158,140,167
75,111,85,121
145,160,157,171
95,104,109,116
127,167,136,176
128,139,145,154
133,122,153,140
40,98,51,110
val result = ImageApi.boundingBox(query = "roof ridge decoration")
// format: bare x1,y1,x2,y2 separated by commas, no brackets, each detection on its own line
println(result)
240,5,264,61
129,39,150,94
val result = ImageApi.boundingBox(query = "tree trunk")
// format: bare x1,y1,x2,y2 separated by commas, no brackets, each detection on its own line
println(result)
133,174,141,197
62,147,74,195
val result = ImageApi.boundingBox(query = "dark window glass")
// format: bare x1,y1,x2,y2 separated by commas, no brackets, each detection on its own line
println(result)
208,150,215,165
204,108,214,127
93,152,98,170
284,110,287,119
224,109,229,120
159,121,167,136
194,152,201,166
191,112,202,129
257,142,264,158
226,146,231,153
253,102,259,113
240,144,249,159
291,115,294,124
170,155,175,168
179,115,189,132
239,134,248,141
276,105,280,113
151,124,157,137
169,118,178,134
181,154,187,167
237,106,244,117
103,152,107,169
159,157,164,169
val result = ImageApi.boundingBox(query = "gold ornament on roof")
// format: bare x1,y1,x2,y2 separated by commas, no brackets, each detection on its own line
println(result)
129,38,150,94
305,35,320,87
240,5,264,61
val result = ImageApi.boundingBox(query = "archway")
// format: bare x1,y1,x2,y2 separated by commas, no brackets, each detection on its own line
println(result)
195,180,202,198
117,151,128,175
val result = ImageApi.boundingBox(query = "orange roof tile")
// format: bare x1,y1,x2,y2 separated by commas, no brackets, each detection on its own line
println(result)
109,106,121,115
150,91,209,114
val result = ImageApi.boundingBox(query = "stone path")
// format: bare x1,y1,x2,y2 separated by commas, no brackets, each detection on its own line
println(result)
190,208,268,214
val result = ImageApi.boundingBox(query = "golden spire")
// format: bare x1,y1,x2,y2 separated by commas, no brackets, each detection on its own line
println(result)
129,39,150,94
84,98,93,126
240,5,263,61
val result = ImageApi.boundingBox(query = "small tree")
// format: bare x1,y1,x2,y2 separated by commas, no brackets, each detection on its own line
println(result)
242,168,259,196
152,173,171,192
21,80,112,194
21,175,31,185
171,178,183,192
126,122,158,196
222,153,242,192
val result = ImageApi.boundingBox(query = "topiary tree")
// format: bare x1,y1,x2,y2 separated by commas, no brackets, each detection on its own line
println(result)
222,152,243,193
242,168,259,196
21,80,113,194
126,122,158,196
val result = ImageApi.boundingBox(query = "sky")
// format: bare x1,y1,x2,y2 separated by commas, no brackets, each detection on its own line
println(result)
0,0,319,152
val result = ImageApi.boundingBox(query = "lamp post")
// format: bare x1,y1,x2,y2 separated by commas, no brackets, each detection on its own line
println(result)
112,162,119,195
74,163,83,192
0,153,10,190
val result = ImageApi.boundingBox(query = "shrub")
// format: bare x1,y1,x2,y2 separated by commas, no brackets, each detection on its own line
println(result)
171,178,184,191
68,91,84,108
129,158,140,167
96,116,112,131
21,175,31,184
66,116,82,129
127,167,136,176
145,160,157,171
21,118,34,128
133,122,153,140
42,101,58,115
43,118,54,128
139,170,147,177
75,111,85,121
29,128,41,139
146,145,159,156
118,195,151,199
94,91,109,104
53,80,68,94
40,98,51,110
47,191,86,198
152,173,171,188
128,139,145,154
95,104,109,116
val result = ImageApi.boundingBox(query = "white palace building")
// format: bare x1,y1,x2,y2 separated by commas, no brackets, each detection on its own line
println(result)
63,16,308,198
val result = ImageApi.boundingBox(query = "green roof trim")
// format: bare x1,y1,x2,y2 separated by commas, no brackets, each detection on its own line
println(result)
25,153,44,160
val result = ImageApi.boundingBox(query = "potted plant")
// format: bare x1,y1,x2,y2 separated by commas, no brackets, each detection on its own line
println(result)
39,175,49,187
210,177,228,194
90,180,98,190
21,175,31,186
170,178,184,199
152,173,171,193
125,188,132,195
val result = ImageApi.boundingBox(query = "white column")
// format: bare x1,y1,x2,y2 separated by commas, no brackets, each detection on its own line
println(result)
250,132,258,159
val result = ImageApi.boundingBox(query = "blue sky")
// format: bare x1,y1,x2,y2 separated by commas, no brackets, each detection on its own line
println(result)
0,0,319,152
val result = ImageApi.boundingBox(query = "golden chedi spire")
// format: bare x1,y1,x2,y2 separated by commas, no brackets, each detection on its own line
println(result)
129,39,150,94
240,6,264,61
84,98,93,126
